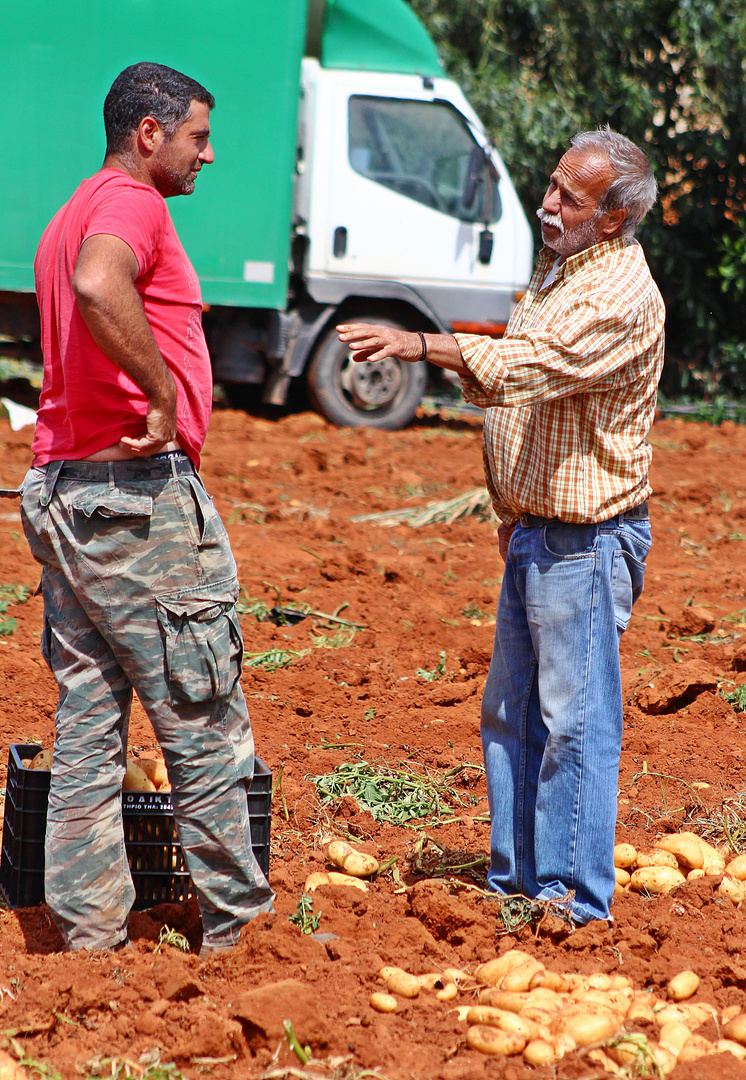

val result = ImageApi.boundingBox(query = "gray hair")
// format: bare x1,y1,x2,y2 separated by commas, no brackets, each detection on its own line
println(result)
570,126,657,237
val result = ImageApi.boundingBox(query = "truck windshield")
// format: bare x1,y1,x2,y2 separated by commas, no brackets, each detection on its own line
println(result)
348,96,501,224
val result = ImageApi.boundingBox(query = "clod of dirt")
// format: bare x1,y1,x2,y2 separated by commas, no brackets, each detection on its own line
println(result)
636,659,719,713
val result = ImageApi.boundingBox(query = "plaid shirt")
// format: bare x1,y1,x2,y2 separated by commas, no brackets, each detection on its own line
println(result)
455,237,665,524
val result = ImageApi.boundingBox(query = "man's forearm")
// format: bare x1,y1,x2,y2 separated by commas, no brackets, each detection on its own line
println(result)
336,323,468,376
72,234,176,411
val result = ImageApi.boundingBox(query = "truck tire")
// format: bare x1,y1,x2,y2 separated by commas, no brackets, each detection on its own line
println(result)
306,318,428,430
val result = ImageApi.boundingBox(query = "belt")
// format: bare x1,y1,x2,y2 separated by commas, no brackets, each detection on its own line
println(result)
519,501,649,529
57,452,194,483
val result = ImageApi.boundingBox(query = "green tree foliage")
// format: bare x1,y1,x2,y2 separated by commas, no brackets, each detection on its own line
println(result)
409,0,746,392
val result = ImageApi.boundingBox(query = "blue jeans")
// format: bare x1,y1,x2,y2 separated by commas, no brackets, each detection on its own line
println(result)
481,513,651,924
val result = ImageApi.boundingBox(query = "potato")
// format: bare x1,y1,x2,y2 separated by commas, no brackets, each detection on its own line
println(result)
502,960,544,993
530,970,573,993
555,1010,621,1046
520,1007,555,1026
723,1014,746,1046
723,1005,742,1023
523,1038,556,1066
608,974,633,990
475,950,533,986
466,1026,525,1056
525,987,562,1009
615,867,631,887
327,840,354,866
370,991,397,1013
677,1035,713,1063
342,851,380,877
635,849,679,869
478,989,528,1013
0,1049,30,1080
726,854,746,881
327,840,379,877
28,748,53,771
436,982,458,1002
586,973,612,991
688,869,705,880
667,970,699,1001
123,761,156,792
20,758,33,768
655,834,705,870
649,1043,678,1075
613,843,637,869
630,865,685,894
719,875,745,903
627,995,656,1023
417,972,450,991
304,871,367,893
553,1033,577,1058
378,965,406,982
659,1020,693,1056
679,831,725,868
606,1037,647,1066
587,1048,622,1074
137,757,169,789
654,1004,688,1027
387,971,420,998
717,1038,746,1060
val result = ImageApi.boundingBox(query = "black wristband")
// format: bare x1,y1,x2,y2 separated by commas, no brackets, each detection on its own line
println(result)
417,331,427,362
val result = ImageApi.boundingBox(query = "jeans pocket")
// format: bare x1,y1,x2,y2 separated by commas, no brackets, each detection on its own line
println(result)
543,522,598,558
156,586,243,704
612,549,647,632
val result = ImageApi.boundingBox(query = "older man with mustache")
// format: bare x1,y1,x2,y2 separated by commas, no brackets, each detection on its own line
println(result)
337,126,665,926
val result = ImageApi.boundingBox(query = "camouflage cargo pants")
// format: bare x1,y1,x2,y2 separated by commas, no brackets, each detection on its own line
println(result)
20,453,274,950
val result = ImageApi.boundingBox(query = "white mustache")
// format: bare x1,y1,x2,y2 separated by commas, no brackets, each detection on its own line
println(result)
536,208,563,233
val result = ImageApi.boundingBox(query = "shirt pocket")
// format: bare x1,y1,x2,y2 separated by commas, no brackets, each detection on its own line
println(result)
156,587,243,705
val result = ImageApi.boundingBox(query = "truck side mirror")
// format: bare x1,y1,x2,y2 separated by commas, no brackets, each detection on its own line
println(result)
463,146,487,211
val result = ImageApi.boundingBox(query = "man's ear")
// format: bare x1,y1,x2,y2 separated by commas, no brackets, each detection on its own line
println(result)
137,116,164,154
599,206,627,240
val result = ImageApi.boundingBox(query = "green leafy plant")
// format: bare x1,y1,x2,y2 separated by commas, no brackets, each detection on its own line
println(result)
288,893,321,935
417,650,447,681
722,686,746,712
0,583,31,636
154,924,190,953
310,760,476,827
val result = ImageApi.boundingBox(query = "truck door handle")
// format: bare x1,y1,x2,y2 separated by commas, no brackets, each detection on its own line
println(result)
333,226,347,257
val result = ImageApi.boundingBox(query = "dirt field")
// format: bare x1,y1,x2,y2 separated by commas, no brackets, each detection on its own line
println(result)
2,404,746,1080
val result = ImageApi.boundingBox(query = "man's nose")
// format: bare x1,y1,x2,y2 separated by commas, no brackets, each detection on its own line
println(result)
542,187,560,214
200,141,215,165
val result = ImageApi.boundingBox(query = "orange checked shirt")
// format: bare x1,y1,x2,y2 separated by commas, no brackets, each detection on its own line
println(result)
455,236,665,525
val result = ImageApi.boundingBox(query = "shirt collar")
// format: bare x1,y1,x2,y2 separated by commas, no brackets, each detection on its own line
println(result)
534,236,634,288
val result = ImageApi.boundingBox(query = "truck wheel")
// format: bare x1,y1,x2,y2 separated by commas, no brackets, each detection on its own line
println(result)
306,319,428,429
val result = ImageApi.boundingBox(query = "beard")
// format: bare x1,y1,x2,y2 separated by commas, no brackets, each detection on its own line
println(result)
536,207,602,257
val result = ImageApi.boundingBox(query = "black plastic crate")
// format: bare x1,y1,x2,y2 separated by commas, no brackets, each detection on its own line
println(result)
1,743,271,910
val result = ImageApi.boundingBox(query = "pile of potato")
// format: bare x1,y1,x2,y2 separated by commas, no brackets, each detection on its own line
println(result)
304,841,380,894
614,831,746,903
369,948,746,1073
20,748,170,793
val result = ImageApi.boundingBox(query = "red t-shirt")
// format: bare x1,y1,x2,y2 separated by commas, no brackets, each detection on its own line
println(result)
32,169,212,468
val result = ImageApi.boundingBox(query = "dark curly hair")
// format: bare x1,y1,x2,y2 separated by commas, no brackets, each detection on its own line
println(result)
104,62,215,155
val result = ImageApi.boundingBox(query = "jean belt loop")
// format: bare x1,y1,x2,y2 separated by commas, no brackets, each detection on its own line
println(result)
170,455,179,481
108,461,115,492
39,460,64,507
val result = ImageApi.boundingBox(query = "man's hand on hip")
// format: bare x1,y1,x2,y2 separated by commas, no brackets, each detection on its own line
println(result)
498,522,515,563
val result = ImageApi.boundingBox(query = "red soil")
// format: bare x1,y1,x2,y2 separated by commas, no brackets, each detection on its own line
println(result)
1,406,746,1079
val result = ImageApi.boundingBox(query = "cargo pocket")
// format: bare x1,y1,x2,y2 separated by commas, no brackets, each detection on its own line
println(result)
156,588,243,704
72,492,154,519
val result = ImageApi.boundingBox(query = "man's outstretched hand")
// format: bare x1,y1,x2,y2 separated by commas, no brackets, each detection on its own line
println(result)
336,323,467,375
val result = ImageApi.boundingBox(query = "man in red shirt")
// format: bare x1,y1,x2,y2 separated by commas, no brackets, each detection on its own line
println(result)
21,63,274,952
